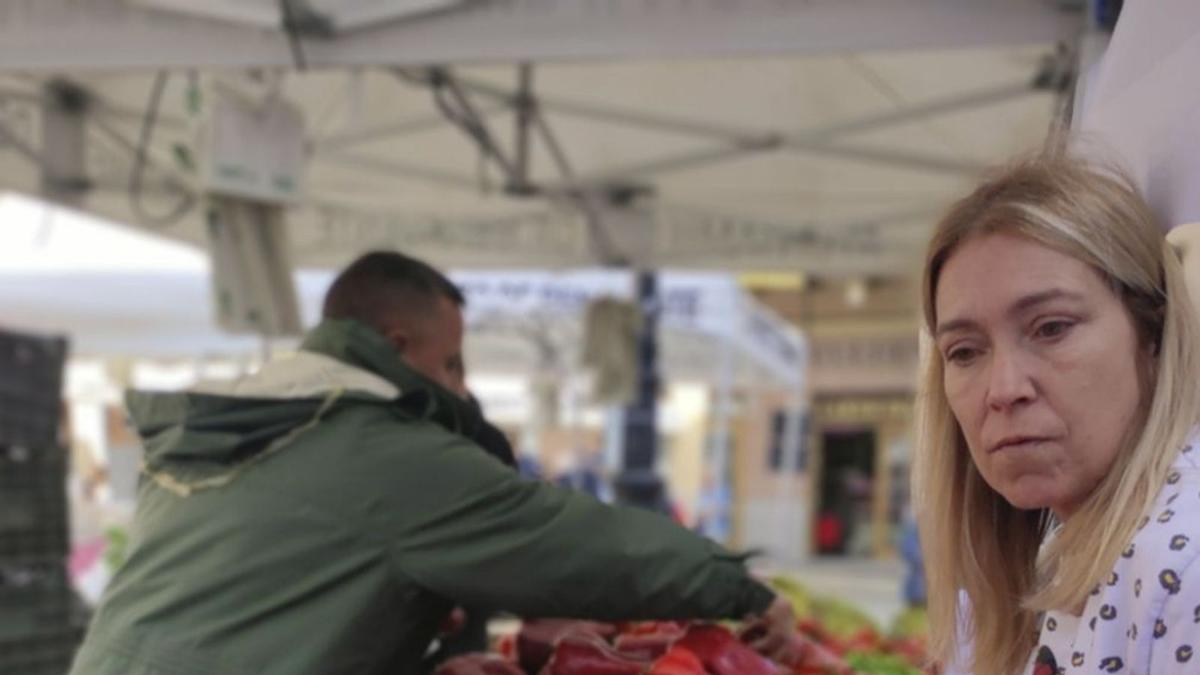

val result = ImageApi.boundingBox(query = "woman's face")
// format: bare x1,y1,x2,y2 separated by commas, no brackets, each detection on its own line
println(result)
934,233,1147,519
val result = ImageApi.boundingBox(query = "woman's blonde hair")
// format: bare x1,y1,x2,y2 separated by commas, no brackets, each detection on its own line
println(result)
913,146,1200,675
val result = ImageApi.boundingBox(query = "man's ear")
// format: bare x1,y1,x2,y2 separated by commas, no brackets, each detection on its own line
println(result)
383,327,411,355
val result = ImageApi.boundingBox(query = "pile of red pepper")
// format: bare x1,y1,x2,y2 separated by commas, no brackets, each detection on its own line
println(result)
434,619,861,675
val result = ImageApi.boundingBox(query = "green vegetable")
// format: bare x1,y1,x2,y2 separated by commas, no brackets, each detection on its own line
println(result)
768,575,812,617
809,596,879,639
845,651,922,675
889,607,929,639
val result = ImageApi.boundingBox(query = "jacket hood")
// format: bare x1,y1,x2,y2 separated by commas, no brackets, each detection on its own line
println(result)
127,319,479,495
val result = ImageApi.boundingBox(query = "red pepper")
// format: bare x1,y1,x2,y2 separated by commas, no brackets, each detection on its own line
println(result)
883,636,928,667
614,624,686,661
539,634,649,675
647,646,707,675
773,631,854,675
795,619,838,653
518,620,620,673
674,625,781,675
840,627,881,653
434,653,525,675
621,621,688,637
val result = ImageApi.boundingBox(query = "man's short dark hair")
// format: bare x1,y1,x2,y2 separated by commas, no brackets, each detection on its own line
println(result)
322,251,464,334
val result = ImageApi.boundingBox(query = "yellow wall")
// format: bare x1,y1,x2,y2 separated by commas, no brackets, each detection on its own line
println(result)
747,278,919,560
665,384,709,524
729,388,811,561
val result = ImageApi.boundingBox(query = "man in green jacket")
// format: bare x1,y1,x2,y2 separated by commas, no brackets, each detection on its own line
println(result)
69,252,794,675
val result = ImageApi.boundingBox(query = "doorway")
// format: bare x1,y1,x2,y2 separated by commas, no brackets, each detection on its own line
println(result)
814,428,876,556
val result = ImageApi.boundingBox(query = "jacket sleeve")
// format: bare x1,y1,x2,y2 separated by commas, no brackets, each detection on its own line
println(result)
369,430,775,621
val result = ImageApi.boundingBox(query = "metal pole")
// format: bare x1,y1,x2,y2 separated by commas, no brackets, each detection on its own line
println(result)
615,269,666,511
310,110,499,153
511,63,535,194
0,118,44,167
1070,0,1113,125
314,150,481,190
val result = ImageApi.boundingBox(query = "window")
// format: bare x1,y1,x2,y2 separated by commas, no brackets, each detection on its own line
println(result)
767,410,808,472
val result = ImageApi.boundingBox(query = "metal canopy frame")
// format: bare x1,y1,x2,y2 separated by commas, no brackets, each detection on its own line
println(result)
301,58,1062,197
300,58,1056,263
0,55,1061,267
0,0,1082,270
0,1,1078,70
374,66,1038,185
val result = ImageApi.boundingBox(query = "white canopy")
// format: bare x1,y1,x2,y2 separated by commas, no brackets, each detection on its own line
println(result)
0,192,803,388
0,1,1073,277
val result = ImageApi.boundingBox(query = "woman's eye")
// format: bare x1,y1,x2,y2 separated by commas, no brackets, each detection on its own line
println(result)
945,346,978,366
1034,320,1072,339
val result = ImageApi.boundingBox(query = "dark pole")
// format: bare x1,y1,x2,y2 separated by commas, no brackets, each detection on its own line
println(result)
615,269,666,512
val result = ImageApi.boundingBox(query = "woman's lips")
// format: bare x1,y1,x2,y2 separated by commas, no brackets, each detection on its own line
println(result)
989,436,1053,454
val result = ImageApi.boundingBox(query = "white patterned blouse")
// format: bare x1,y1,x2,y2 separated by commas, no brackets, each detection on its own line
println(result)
1029,431,1200,675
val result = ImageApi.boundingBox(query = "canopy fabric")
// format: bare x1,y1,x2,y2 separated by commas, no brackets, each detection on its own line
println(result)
0,2,1069,277
1075,0,1200,231
0,193,803,388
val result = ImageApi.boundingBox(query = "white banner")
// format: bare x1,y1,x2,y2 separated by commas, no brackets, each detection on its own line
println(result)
450,269,806,387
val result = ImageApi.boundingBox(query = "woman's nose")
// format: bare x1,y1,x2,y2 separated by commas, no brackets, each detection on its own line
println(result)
984,346,1037,410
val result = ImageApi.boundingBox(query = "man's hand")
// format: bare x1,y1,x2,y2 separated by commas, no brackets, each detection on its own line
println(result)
438,607,467,638
743,595,797,663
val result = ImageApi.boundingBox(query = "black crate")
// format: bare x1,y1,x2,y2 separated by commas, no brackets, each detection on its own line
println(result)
0,444,69,489
0,557,73,606
0,506,70,548
0,572,90,647
1,444,70,559
0,521,71,563
0,624,86,675
0,330,68,448
0,445,69,488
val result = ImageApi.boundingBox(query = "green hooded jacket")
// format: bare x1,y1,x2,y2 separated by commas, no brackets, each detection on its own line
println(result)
69,319,775,675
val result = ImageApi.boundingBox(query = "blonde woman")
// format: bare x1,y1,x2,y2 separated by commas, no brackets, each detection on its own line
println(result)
913,149,1200,674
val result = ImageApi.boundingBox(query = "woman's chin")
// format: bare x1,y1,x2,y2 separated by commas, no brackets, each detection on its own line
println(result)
991,470,1092,517
995,480,1060,512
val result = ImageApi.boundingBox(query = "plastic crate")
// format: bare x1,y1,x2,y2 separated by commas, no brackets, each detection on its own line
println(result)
0,558,73,605
0,557,77,642
0,445,70,560
0,444,69,488
0,330,68,448
0,510,71,558
0,624,86,675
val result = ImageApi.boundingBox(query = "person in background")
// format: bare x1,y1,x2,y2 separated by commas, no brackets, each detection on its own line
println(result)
69,251,799,675
913,147,1200,674
554,449,607,501
897,510,925,608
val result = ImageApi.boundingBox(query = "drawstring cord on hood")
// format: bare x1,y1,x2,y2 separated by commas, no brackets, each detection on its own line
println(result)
141,388,345,498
